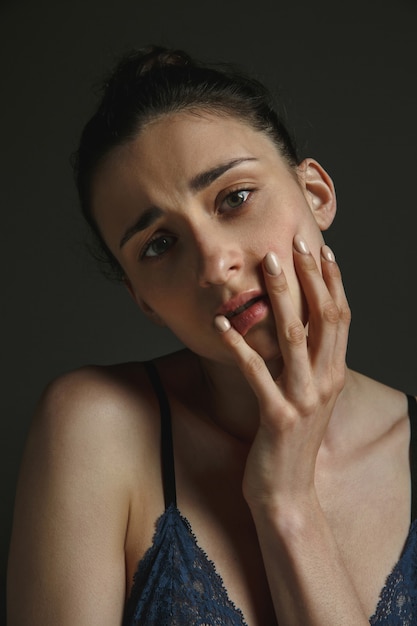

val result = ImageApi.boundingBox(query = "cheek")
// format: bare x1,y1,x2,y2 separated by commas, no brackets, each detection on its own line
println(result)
134,276,195,328
260,220,296,272
261,204,324,274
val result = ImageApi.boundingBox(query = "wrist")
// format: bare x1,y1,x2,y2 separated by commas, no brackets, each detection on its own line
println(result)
247,489,323,537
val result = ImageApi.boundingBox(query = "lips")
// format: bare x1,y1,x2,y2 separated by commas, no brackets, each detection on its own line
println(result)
217,291,264,318
217,291,269,336
224,295,264,319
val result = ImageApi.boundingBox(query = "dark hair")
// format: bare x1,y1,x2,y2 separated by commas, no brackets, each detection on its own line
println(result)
74,45,299,280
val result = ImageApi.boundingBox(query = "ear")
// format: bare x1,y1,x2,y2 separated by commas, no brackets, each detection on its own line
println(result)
297,158,336,231
123,277,166,326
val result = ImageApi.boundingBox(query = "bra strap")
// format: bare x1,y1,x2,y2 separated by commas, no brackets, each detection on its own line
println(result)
144,361,177,509
408,394,417,521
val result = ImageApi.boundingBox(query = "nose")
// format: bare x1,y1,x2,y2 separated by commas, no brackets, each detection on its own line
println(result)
196,230,243,287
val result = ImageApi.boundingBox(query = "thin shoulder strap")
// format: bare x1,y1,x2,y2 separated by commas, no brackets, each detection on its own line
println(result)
144,361,177,509
408,394,417,521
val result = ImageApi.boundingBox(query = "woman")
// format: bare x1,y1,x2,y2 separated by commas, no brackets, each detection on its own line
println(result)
7,46,417,625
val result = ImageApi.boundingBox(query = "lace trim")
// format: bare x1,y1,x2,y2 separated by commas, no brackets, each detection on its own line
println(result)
369,520,417,624
124,508,417,625
123,504,248,626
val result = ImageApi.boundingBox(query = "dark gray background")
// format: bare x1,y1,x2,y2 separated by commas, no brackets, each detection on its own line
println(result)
1,0,416,621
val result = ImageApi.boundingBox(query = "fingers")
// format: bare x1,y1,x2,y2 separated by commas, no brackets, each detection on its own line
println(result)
319,245,351,380
214,315,285,413
292,236,350,389
214,235,350,404
263,248,311,397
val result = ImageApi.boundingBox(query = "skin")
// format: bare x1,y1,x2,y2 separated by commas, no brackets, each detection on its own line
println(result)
7,111,414,625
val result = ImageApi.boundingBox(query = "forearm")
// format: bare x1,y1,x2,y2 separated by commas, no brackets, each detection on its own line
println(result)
250,495,369,626
216,242,360,622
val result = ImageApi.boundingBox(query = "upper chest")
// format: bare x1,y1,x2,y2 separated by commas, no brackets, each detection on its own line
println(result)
125,387,412,624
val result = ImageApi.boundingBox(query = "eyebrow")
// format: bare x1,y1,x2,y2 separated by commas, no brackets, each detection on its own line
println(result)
119,206,163,248
119,157,258,249
189,157,258,192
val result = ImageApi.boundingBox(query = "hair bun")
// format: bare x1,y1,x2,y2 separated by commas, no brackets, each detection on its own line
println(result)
123,45,194,77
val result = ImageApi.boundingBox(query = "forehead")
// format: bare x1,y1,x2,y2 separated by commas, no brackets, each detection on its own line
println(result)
95,111,282,195
134,110,273,162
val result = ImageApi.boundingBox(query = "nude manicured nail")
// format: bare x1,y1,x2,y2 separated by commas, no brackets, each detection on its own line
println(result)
214,315,231,333
321,245,336,262
264,251,281,276
294,235,310,255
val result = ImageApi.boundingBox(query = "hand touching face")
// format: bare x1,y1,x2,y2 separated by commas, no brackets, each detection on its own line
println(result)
92,111,336,365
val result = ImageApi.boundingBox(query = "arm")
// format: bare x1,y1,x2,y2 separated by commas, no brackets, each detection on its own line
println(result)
215,237,369,625
7,369,132,626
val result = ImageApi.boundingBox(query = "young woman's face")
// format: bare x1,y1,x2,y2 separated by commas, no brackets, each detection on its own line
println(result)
92,111,335,364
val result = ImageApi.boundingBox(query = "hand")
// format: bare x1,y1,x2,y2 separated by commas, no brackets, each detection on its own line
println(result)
214,235,351,511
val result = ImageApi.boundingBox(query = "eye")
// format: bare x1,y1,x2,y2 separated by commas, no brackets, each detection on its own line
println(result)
142,234,176,258
221,189,251,212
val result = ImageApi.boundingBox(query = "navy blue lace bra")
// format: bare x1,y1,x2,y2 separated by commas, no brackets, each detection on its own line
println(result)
123,362,417,625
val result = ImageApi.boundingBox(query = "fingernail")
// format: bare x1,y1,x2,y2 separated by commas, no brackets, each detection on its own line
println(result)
321,244,335,262
294,235,310,255
264,251,281,276
214,315,231,333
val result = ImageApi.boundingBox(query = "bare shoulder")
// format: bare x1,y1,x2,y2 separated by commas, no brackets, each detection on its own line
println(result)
38,361,153,422
20,350,202,502
23,348,198,486
13,359,164,523
345,369,412,447
7,360,165,625
14,359,166,541
36,361,156,444
27,360,173,497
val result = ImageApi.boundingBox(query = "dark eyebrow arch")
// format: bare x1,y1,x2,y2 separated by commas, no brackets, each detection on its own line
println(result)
119,157,257,249
189,157,258,192
119,206,163,249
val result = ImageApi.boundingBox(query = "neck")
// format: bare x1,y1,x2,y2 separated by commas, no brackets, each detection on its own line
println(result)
198,355,283,442
198,355,356,447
